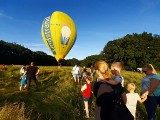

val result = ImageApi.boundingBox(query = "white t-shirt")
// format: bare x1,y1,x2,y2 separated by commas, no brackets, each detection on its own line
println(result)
72,66,80,74
126,93,141,118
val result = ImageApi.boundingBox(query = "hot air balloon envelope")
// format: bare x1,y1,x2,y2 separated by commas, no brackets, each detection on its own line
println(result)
41,11,77,62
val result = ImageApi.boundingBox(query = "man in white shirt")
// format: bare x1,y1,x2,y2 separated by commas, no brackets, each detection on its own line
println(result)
72,65,80,83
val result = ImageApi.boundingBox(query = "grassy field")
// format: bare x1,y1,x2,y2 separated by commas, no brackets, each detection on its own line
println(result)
0,65,160,120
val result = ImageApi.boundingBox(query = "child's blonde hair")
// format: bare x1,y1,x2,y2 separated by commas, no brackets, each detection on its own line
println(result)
111,62,123,71
127,83,136,91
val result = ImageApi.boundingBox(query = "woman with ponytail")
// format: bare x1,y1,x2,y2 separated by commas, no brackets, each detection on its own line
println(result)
141,64,160,120
93,60,128,120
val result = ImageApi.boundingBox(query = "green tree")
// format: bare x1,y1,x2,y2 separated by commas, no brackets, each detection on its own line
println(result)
102,32,160,70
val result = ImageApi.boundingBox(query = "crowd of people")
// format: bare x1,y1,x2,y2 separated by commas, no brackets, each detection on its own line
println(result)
71,61,160,120
1,60,160,120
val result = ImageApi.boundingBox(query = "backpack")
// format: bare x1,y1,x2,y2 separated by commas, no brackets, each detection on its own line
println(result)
93,81,134,120
112,84,134,120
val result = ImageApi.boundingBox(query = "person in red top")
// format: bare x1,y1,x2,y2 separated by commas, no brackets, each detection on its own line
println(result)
81,72,92,118
1,64,5,71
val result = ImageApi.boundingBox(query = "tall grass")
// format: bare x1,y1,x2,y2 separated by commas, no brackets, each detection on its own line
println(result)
0,66,160,120
0,102,31,120
0,66,85,120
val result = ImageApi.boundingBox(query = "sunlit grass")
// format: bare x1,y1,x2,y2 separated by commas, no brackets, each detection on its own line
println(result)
0,102,31,120
0,65,159,120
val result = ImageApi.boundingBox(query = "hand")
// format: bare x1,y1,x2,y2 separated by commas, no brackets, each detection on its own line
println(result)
141,92,148,99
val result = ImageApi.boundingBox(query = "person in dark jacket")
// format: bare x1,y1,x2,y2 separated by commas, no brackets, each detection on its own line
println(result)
93,60,128,120
24,62,39,91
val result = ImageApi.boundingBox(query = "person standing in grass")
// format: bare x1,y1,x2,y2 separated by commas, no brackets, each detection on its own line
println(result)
19,74,27,91
1,64,5,71
141,64,160,120
126,83,146,119
72,64,80,83
20,65,26,76
81,66,87,83
24,62,40,91
81,73,92,118
89,65,95,79
93,60,128,120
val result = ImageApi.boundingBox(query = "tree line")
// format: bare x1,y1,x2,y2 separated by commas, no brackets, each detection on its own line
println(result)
0,40,57,66
101,32,160,70
1,32,160,70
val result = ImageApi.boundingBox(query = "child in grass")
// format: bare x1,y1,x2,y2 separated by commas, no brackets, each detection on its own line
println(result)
126,83,147,119
20,74,27,91
81,73,92,118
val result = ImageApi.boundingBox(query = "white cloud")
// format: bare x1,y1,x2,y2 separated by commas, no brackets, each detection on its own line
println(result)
23,43,44,47
0,11,13,19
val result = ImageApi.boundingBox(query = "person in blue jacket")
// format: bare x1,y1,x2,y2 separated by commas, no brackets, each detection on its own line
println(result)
20,74,27,91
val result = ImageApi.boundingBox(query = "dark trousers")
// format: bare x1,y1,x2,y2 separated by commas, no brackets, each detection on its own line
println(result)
144,96,160,120
27,78,37,90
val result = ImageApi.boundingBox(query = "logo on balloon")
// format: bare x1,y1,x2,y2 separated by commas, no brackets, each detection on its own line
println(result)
61,26,71,45
42,16,56,55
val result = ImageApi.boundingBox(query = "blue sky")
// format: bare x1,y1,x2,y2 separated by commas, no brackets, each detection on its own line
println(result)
0,0,160,60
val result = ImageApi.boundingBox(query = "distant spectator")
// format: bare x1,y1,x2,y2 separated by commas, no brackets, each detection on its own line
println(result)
19,74,27,91
81,66,87,82
24,62,40,91
20,65,26,76
58,63,61,69
1,64,5,71
72,64,80,83
89,65,95,78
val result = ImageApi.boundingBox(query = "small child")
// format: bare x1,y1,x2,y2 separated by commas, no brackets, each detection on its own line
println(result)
81,66,87,83
20,65,26,76
81,73,92,118
107,62,124,86
126,83,146,119
20,74,27,91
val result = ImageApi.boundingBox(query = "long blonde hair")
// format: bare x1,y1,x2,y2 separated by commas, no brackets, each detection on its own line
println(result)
94,60,111,81
142,64,157,74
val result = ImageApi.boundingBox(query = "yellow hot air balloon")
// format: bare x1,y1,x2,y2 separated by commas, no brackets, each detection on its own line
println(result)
41,11,77,62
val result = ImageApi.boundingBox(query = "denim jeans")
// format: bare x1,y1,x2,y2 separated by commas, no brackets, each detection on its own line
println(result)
144,95,160,120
